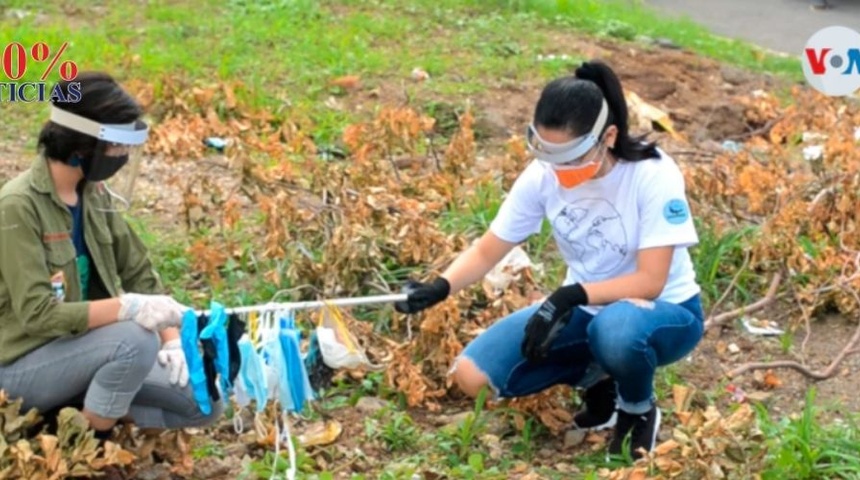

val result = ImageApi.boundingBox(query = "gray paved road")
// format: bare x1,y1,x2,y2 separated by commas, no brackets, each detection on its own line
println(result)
644,0,860,55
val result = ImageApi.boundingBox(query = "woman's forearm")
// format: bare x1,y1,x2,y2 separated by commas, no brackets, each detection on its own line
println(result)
442,232,517,295
87,298,121,329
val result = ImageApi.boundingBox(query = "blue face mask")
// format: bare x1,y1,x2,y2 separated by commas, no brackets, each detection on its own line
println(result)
267,335,295,413
238,335,268,413
278,310,315,415
180,309,211,415
200,301,232,396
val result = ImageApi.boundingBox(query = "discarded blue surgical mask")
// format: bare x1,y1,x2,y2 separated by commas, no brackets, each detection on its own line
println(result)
265,333,295,413
200,301,232,396
233,372,251,409
238,334,268,413
279,310,315,414
181,309,211,415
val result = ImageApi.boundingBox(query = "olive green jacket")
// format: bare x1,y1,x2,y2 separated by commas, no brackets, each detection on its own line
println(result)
0,157,161,365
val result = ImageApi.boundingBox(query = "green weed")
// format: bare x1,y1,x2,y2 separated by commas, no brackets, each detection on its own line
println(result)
435,386,490,466
759,388,860,479
365,410,421,452
690,219,757,312
191,441,224,460
243,441,316,479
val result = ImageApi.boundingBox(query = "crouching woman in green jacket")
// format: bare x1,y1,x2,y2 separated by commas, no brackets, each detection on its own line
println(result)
0,72,222,438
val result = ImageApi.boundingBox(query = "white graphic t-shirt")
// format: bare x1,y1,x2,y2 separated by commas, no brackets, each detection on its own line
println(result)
489,149,700,314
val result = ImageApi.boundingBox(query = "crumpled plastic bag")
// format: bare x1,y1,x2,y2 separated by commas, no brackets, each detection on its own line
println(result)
315,304,384,371
483,245,542,295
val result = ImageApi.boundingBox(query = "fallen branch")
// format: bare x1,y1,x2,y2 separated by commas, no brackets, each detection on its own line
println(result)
726,285,860,380
725,114,785,141
705,273,782,330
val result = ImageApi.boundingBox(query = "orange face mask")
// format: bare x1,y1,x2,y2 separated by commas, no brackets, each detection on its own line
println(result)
551,146,607,189
553,161,602,189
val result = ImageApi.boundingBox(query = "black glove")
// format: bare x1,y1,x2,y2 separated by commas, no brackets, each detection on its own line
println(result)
394,277,451,314
521,283,589,362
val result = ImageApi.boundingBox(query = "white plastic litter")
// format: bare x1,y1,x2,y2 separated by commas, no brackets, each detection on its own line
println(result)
801,131,828,143
483,245,543,294
803,145,824,161
317,327,380,370
316,305,384,371
741,316,785,336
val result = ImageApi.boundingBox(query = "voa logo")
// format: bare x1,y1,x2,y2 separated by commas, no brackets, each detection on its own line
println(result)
802,26,860,96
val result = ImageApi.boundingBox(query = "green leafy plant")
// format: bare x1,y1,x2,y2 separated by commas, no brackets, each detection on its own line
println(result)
435,387,490,466
690,220,757,311
366,410,421,452
759,388,860,479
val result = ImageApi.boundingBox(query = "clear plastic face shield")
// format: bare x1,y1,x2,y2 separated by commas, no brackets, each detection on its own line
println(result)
49,106,148,211
526,99,609,189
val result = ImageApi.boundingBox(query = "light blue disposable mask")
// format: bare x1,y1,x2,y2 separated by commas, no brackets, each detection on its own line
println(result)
279,311,315,414
265,334,295,413
238,335,268,413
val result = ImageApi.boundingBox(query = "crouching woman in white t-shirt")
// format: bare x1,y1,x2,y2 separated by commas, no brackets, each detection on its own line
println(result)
395,60,704,460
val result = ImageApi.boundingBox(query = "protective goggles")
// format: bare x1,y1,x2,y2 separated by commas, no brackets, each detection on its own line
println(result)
526,98,609,166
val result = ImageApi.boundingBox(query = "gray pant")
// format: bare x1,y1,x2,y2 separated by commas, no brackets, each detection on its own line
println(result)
0,322,223,429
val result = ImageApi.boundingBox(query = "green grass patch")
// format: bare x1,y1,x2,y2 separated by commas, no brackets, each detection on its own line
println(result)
462,0,801,79
689,219,758,313
759,388,860,479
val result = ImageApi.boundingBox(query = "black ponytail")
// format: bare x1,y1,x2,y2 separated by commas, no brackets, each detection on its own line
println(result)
533,60,658,161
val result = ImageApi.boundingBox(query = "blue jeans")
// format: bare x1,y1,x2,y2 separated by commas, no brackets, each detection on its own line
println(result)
458,294,704,414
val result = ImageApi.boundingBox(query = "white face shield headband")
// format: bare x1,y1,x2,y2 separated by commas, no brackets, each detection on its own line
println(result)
526,98,609,166
49,106,149,211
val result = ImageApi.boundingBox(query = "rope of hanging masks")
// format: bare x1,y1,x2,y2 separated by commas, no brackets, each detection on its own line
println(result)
181,293,407,480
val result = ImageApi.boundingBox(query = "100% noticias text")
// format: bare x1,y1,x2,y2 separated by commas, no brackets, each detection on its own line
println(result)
2,41,78,81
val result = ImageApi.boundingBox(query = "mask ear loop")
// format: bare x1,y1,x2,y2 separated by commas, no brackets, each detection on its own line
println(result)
270,413,281,480
251,330,270,443
233,406,244,434
254,408,268,441
281,410,297,480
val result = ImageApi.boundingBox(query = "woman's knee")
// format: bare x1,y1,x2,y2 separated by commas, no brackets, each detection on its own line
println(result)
108,322,160,366
450,357,490,398
587,302,646,366
176,399,224,429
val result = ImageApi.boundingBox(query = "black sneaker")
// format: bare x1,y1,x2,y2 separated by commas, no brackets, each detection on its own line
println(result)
608,406,662,460
572,377,617,431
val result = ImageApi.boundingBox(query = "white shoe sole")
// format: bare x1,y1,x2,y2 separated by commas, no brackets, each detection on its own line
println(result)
572,410,617,432
648,408,662,452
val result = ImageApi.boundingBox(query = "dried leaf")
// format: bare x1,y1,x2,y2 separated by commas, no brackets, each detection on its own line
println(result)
672,384,694,413
297,420,343,447
654,439,680,456
763,370,782,389
329,75,361,90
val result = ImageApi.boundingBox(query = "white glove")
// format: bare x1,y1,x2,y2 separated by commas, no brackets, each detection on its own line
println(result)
157,339,189,387
118,293,188,331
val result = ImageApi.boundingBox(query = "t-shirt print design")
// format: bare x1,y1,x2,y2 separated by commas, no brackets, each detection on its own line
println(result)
550,198,629,275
